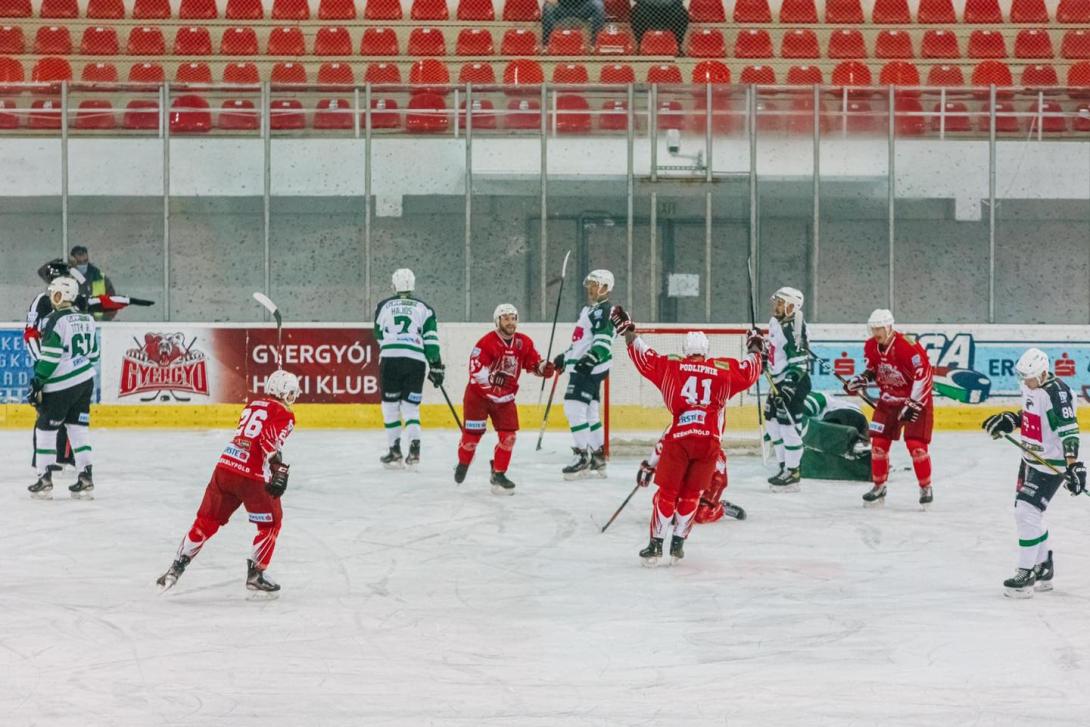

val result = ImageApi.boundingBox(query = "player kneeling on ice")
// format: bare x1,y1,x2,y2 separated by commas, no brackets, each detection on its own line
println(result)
156,370,300,596
638,438,746,524
454,304,555,494
981,348,1085,598
844,309,935,509
613,306,763,565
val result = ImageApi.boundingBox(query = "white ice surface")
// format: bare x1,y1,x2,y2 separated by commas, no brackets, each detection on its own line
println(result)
2,429,1090,727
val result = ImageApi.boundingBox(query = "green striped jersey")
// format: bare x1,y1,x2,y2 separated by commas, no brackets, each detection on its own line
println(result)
374,295,441,364
563,300,615,376
34,307,99,393
768,315,809,384
1019,376,1080,472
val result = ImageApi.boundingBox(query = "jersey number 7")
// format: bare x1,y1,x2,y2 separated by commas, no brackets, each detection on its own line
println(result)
681,376,712,406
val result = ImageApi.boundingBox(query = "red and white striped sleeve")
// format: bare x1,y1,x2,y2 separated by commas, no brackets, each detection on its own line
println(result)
907,340,933,404
627,336,667,389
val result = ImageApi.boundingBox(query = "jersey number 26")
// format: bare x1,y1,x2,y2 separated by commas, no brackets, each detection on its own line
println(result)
235,408,268,439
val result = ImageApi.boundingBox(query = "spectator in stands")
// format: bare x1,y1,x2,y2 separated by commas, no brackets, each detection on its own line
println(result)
542,0,606,46
631,0,689,48
69,245,117,321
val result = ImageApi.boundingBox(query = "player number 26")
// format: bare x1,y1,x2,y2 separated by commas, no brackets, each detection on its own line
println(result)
235,408,268,439
681,376,712,406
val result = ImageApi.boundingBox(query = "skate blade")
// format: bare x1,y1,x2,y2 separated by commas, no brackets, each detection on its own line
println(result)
382,462,405,471
1034,581,1054,592
70,491,95,501
404,462,419,472
246,590,280,601
490,485,515,496
863,499,886,509
591,469,608,479
30,491,53,500
769,484,800,494
1004,587,1034,599
669,555,683,566
640,556,661,568
919,502,931,512
156,578,177,594
563,471,590,481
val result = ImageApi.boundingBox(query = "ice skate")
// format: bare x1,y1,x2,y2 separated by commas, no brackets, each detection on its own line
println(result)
850,440,871,458
722,500,747,521
380,442,404,470
1003,568,1036,598
918,485,933,511
862,484,887,507
246,559,281,599
1034,551,1054,592
156,555,191,593
766,464,784,484
769,467,801,493
588,447,608,479
489,461,516,495
639,537,663,567
669,535,685,564
405,440,421,470
562,447,591,481
28,471,53,500
454,462,469,484
68,466,94,500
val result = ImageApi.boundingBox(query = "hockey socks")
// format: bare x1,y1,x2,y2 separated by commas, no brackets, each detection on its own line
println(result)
34,427,58,475
907,439,932,488
1015,500,1050,571
493,431,516,473
401,399,421,442
563,400,592,450
381,400,402,447
588,400,604,450
66,424,92,472
871,436,891,485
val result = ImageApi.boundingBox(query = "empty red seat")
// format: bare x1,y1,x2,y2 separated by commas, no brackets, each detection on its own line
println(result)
35,26,72,55
553,62,588,83
599,63,634,83
502,58,543,85
319,0,356,18
875,31,913,59
1022,63,1058,86
123,99,159,130
1026,100,1066,132
781,30,819,59
1063,30,1090,59
735,29,773,58
504,97,540,129
603,0,629,21
927,63,964,85
787,65,823,84
921,30,959,59
271,0,309,17
365,61,402,83
269,99,305,130
646,63,682,83
224,61,259,83
599,99,628,131
733,0,771,21
81,27,119,55
171,94,212,132
639,29,677,56
740,65,776,84
1058,0,1090,22
221,27,258,55
127,26,165,54
0,26,25,54
1075,102,1090,130
656,99,685,131
174,27,213,55
1011,0,1049,21
972,60,1013,86
412,0,449,19
226,0,264,18
39,0,78,17
366,97,401,129
270,61,307,84
409,27,447,56
502,0,539,20
779,0,817,22
691,59,730,84
457,0,494,20
837,101,880,134
825,0,864,22
1068,60,1090,92
81,61,117,81
366,0,403,19
132,0,170,18
595,26,634,54
313,98,354,130
931,101,972,132
459,98,497,132
458,61,495,83
75,100,116,130
917,0,956,23
831,60,871,88
409,57,450,90
31,56,71,82
1014,29,1054,59
176,61,212,83
555,94,591,133
362,28,399,55
457,28,493,55
501,28,538,55
315,26,352,55
0,55,24,84
549,28,587,55
688,0,725,21
893,97,925,136
968,31,1007,59
406,93,449,133
180,0,218,18
86,0,125,17
318,61,354,84
267,27,305,55
872,0,911,23
0,0,29,15
964,0,1003,22
219,99,258,130
879,60,920,87
29,98,63,130
828,30,866,59
687,28,725,58
128,62,164,83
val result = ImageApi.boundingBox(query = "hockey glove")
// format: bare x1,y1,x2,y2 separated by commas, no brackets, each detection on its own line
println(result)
982,411,1019,439
745,328,766,356
552,353,566,374
1064,461,1087,496
538,360,557,378
26,378,44,407
637,460,655,488
266,462,290,498
574,355,596,376
899,399,923,423
843,371,873,396
609,305,635,336
488,369,509,389
427,362,445,388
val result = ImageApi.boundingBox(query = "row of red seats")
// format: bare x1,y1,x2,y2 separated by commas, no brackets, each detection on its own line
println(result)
7,0,1090,25
7,54,1090,89
9,24,1090,60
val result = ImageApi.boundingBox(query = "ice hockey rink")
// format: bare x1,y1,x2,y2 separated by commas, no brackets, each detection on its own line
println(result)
1,428,1088,727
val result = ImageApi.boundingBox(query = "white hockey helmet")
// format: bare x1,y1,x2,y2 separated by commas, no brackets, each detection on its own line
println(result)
266,369,301,404
771,286,804,311
682,331,710,358
585,269,615,292
1015,347,1050,382
867,308,895,333
493,303,518,326
48,276,80,307
391,268,415,293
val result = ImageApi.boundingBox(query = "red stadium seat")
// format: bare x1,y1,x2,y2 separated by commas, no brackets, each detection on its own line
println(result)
458,61,495,83
219,99,258,130
555,94,591,133
1014,30,1054,59
457,28,493,55
176,61,212,83
687,29,725,59
128,62,164,83
318,61,354,84
599,63,634,84
502,58,544,86
409,57,450,91
270,61,307,84
1062,30,1090,59
781,30,819,59
1011,0,1049,21
272,0,310,18
366,98,401,129
825,0,864,22
839,101,879,134
875,30,913,59
733,0,771,22
408,27,447,56
921,30,960,59
123,100,159,130
29,98,63,130
872,0,911,23
81,61,117,81
0,26,25,54
132,0,170,19
180,0,218,18
502,0,539,20
505,98,540,129
927,63,964,86
174,27,213,56
457,0,495,20
1058,0,1090,22
365,61,401,84
917,0,956,23
225,0,264,19
646,63,682,83
221,27,258,55
1021,63,1058,86
931,102,972,132
366,0,403,19
75,100,116,130
223,61,259,83
171,94,212,133
0,55,23,84
971,60,1013,87
0,0,29,16
656,99,685,131
688,0,725,21
1068,61,1090,95
315,26,352,55
267,27,305,56
412,0,449,19
968,30,1007,59
786,65,823,84
1026,100,1066,133
779,0,817,22
740,64,776,84
691,59,730,84
599,99,628,131
603,0,629,21
964,0,1004,22
313,98,354,130
86,0,125,17
319,0,356,19
549,28,587,55
894,97,925,136
501,28,538,55
269,99,305,130
595,26,634,54
361,28,399,55
831,60,871,88
31,56,71,82
40,0,78,17
735,29,773,59
1075,103,1090,130
81,27,119,55
827,30,866,60
406,93,449,133
553,62,588,83
879,60,920,87
34,26,72,55
127,26,165,55
0,98,18,129
639,29,677,56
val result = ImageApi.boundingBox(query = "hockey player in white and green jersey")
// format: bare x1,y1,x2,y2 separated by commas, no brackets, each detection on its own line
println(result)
373,268,444,469
27,276,99,500
982,348,1085,598
554,269,617,479
765,286,812,492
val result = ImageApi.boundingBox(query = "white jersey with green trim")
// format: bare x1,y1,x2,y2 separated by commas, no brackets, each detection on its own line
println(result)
1019,376,1080,474
562,300,615,376
34,308,99,393
767,315,809,384
802,391,861,419
373,295,441,365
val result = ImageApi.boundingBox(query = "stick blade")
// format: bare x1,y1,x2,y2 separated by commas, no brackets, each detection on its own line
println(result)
252,292,282,326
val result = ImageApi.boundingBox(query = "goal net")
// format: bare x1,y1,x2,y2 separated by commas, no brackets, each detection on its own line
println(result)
603,326,765,457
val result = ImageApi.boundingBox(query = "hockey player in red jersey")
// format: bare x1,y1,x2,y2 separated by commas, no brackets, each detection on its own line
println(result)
612,306,764,565
156,369,300,596
844,309,934,508
454,304,555,494
637,437,746,524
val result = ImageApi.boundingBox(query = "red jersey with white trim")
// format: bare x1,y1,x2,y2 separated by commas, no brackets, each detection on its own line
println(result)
627,337,761,442
467,331,544,403
863,333,933,408
216,399,296,483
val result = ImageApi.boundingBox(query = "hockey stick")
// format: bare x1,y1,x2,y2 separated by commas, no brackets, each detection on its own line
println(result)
535,371,562,451
600,483,641,534
1000,434,1088,497
744,254,769,464
809,353,878,409
252,292,283,370
538,249,572,405
437,381,464,433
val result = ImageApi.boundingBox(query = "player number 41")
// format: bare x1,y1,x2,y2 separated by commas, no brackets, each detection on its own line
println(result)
681,376,712,406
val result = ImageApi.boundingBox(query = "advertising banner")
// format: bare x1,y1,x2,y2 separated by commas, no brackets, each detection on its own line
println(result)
0,329,34,403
